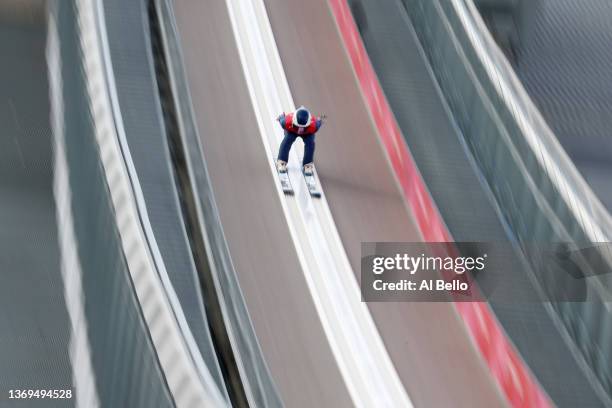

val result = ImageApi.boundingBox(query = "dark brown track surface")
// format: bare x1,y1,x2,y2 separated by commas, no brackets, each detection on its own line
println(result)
173,0,508,405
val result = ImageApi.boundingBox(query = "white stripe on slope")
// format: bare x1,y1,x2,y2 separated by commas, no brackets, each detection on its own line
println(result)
224,0,413,406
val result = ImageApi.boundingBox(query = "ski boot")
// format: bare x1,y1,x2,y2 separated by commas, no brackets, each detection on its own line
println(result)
276,160,288,173
303,162,314,176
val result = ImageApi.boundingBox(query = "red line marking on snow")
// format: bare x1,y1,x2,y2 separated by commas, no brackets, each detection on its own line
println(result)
328,1,552,406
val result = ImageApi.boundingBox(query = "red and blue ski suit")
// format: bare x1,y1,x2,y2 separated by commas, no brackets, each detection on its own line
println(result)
277,112,323,166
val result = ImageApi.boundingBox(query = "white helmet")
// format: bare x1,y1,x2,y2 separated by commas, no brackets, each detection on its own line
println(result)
292,106,312,128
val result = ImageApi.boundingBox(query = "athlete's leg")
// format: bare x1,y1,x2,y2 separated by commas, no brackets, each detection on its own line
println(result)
277,132,297,163
302,134,316,166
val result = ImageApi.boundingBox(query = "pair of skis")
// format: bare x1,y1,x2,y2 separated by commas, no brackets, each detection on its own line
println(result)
277,165,321,198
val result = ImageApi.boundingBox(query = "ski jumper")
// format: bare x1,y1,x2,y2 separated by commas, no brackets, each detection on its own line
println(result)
277,112,323,166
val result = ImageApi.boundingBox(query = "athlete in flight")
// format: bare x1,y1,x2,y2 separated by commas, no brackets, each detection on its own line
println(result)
276,106,325,175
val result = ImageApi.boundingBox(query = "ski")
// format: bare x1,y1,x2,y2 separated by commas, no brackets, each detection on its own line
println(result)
303,171,321,198
277,168,294,195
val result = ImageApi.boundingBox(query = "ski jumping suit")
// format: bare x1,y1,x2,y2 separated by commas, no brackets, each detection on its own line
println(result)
277,112,323,166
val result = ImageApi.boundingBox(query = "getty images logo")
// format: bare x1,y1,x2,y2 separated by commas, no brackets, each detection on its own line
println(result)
371,253,487,275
